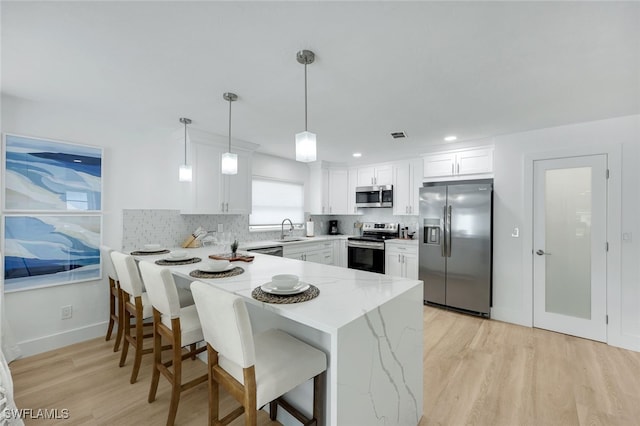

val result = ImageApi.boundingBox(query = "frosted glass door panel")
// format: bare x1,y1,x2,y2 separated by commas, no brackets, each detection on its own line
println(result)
544,167,592,319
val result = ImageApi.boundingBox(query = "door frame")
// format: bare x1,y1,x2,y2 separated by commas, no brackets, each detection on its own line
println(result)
521,144,622,344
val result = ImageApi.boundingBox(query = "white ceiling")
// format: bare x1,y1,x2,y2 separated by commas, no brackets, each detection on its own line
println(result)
2,1,639,165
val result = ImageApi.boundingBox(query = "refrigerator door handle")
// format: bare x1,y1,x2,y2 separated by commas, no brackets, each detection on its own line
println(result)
441,206,447,257
446,205,452,257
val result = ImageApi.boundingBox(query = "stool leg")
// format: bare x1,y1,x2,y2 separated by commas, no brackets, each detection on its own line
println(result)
208,345,219,426
166,336,182,426
269,401,277,421
130,309,144,384
106,278,116,341
148,310,162,403
190,343,196,360
119,307,131,368
313,371,326,425
113,288,124,352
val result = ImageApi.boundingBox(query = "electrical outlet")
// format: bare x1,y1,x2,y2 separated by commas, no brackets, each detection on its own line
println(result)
61,305,73,320
217,223,224,233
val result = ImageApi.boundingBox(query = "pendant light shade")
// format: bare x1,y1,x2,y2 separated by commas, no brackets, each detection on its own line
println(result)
222,92,238,175
295,50,317,163
178,117,192,182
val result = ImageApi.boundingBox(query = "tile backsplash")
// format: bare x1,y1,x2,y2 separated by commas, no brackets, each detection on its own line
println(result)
122,209,419,250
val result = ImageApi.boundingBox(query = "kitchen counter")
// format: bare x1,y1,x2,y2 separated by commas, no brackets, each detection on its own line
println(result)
239,234,349,251
134,246,423,425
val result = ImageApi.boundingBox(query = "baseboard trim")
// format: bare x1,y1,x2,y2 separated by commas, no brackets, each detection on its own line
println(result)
490,307,532,327
16,321,107,358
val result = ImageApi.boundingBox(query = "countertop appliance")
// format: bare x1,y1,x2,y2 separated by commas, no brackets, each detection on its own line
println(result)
419,180,493,317
328,220,339,235
246,245,283,257
355,185,393,208
348,222,399,274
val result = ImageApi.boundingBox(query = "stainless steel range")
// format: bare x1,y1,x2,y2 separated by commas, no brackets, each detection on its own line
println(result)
347,223,399,274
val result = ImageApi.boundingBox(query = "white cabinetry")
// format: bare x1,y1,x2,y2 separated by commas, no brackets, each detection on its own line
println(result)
283,241,333,265
181,133,256,214
357,164,392,186
309,163,349,215
385,240,418,280
347,168,360,215
393,159,423,216
333,238,349,268
423,147,493,179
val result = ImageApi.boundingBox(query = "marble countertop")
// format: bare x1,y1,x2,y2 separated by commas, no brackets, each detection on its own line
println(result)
133,246,422,334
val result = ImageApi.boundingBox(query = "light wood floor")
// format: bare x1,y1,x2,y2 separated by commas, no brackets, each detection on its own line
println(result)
10,306,640,425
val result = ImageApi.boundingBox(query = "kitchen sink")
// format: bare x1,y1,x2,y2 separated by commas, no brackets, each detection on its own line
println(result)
273,238,306,243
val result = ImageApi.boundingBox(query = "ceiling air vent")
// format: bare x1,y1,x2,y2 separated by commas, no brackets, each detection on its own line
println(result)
390,131,407,139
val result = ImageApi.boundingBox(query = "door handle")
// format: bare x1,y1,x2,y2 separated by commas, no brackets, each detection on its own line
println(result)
441,206,447,257
536,249,551,256
446,205,452,257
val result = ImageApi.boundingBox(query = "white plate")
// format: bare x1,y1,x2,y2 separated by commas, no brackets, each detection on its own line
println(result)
163,256,194,262
198,263,235,273
137,248,166,253
260,282,310,295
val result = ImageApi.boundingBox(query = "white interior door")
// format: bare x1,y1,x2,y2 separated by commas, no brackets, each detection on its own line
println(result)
533,154,607,342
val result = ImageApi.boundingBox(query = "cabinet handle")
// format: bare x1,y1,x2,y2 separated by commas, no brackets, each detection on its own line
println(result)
398,254,401,263
221,202,224,212
225,203,229,212
456,163,460,174
330,206,332,213
402,254,405,264
451,164,454,175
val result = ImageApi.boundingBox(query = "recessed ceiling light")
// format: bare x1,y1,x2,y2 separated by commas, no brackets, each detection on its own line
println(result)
352,153,362,158
444,136,457,142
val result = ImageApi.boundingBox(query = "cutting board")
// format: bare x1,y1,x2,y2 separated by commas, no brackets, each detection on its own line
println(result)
209,253,254,262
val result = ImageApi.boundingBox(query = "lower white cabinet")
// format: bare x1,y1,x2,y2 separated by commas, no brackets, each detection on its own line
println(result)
333,238,349,268
385,240,418,279
283,241,333,265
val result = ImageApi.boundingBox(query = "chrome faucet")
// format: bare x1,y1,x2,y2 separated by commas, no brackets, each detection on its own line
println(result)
281,218,294,240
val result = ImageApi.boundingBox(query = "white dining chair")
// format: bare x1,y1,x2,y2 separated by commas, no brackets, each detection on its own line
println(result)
190,281,327,426
138,261,207,426
100,245,123,352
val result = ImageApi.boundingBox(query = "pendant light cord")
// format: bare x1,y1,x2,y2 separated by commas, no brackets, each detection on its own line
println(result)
228,98,232,153
183,121,187,163
304,62,308,131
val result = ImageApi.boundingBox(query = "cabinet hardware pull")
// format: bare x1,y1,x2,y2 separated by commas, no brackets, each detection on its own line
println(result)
398,254,401,262
451,164,454,175
456,163,460,174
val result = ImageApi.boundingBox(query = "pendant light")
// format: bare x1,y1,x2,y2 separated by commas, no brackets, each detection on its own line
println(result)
295,49,316,162
178,117,192,182
221,92,238,175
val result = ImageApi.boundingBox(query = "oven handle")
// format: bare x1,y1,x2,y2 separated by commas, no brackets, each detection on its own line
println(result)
347,241,385,250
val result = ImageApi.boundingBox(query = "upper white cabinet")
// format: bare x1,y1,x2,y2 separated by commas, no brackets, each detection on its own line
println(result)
356,164,392,186
180,128,258,214
423,147,493,179
309,162,349,215
393,159,423,216
347,168,360,215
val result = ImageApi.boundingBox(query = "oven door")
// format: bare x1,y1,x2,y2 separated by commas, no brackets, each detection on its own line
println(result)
348,241,385,274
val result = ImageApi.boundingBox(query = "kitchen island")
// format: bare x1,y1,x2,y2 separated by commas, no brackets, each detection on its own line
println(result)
136,246,423,425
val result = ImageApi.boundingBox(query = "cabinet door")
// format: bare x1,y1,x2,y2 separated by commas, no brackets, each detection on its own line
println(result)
337,239,348,268
189,143,223,213
409,158,423,215
456,148,493,175
393,162,411,216
423,153,456,178
304,250,326,265
375,164,393,185
328,169,348,214
347,168,359,214
357,166,376,186
385,251,403,278
223,151,251,214
403,253,419,280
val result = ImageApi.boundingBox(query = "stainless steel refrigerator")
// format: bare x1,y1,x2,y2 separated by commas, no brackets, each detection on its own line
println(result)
419,180,493,316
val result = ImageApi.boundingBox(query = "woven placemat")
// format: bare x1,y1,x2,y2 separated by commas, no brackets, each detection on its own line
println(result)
189,267,245,279
131,249,170,255
155,257,202,266
251,284,319,304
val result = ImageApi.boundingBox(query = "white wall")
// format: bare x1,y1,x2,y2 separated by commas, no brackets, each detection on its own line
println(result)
491,114,640,351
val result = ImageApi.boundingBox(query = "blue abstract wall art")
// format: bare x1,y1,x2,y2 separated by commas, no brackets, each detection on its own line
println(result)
3,134,102,211
3,215,101,291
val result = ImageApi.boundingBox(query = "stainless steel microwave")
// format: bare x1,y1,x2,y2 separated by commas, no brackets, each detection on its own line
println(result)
355,185,393,208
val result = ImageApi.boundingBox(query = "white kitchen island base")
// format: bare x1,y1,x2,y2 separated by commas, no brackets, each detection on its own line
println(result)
146,247,423,425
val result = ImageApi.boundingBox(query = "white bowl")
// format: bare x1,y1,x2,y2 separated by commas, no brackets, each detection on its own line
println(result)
170,250,187,259
144,244,162,250
271,274,299,290
203,259,231,272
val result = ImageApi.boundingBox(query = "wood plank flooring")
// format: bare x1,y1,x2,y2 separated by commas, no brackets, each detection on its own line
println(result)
10,306,640,425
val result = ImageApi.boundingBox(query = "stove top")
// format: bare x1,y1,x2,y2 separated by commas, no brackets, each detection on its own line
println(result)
349,222,399,242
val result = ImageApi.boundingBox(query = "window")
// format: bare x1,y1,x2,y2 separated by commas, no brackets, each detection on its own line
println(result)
250,178,304,229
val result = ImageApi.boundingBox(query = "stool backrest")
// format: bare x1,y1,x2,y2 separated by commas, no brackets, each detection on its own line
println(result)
191,281,255,368
110,251,144,297
138,261,181,319
100,245,118,281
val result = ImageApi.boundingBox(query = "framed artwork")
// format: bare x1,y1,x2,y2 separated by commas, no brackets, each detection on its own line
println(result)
3,215,102,292
3,134,102,212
